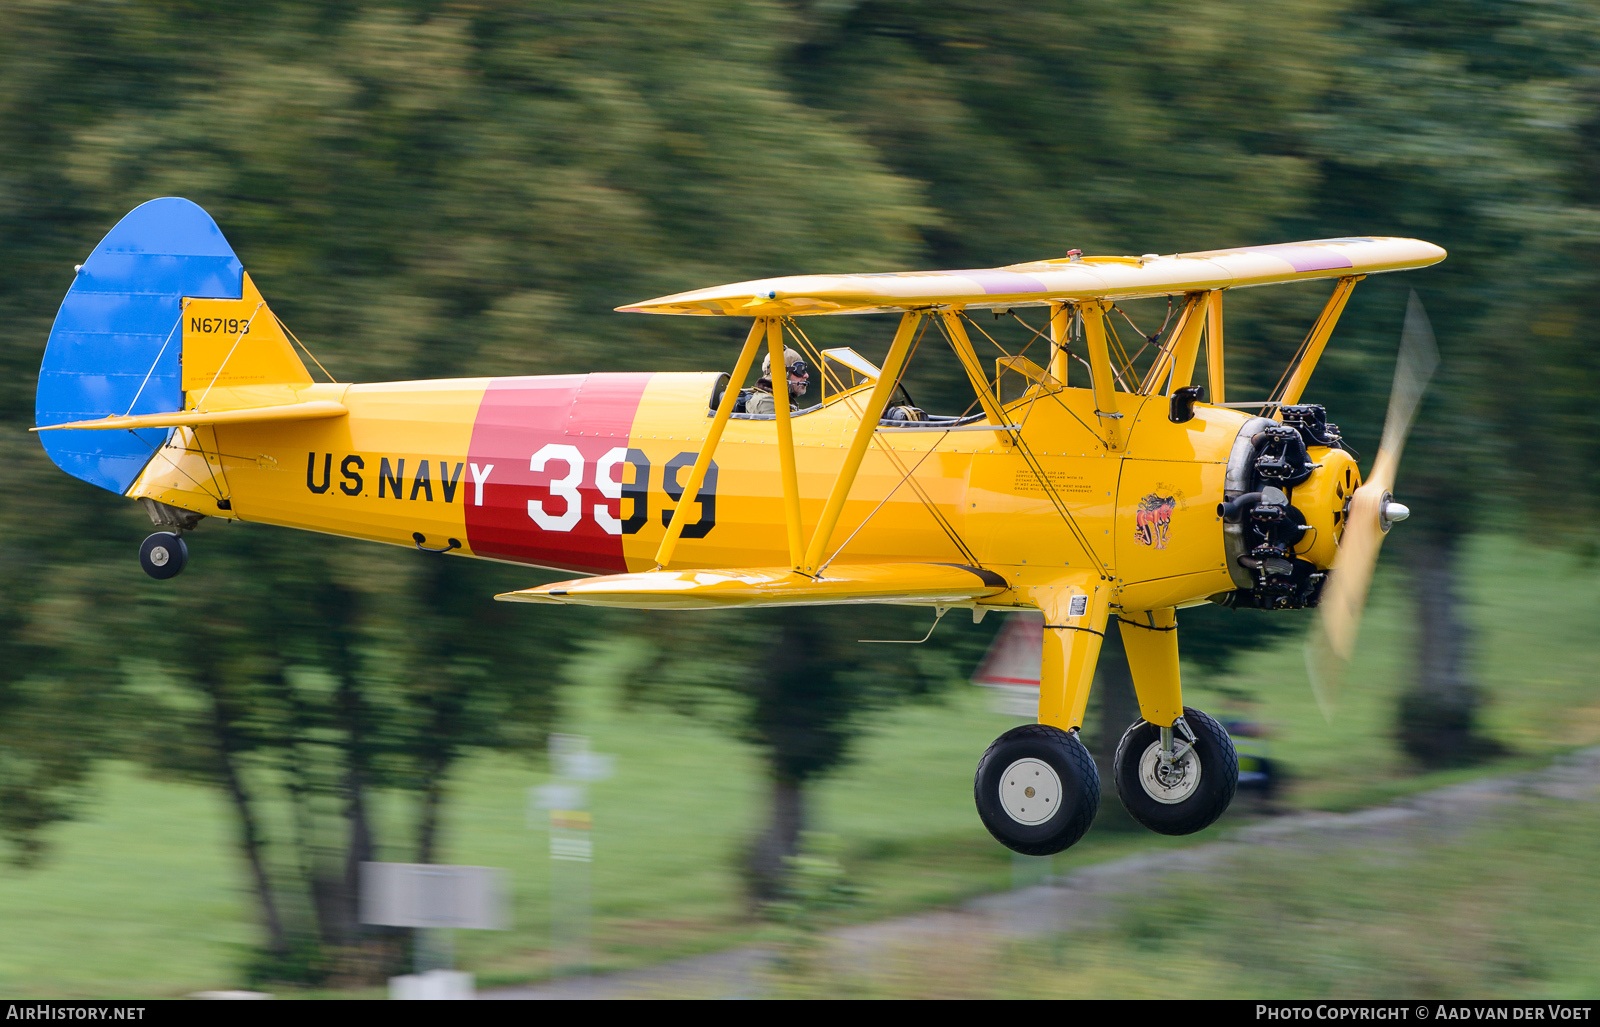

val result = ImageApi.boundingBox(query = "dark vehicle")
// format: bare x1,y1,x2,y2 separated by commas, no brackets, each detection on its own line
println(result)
1225,721,1279,799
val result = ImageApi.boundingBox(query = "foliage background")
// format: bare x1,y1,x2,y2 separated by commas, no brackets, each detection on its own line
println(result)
1,0,1597,987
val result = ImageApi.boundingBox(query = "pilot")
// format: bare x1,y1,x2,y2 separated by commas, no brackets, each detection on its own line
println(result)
744,347,810,417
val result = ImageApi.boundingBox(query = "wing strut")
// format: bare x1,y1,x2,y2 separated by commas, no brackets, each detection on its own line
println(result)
1048,303,1073,387
1140,292,1205,395
1272,275,1365,408
800,311,923,575
1079,300,1124,451
766,318,805,567
938,312,1014,446
1205,291,1226,405
655,318,766,569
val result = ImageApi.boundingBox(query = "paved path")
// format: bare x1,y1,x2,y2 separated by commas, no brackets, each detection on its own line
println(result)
486,746,1600,999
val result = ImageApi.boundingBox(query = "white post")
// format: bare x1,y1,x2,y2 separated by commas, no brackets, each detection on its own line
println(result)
533,735,614,985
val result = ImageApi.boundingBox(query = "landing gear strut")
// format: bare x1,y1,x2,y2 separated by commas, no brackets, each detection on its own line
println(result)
973,724,1100,856
139,532,188,580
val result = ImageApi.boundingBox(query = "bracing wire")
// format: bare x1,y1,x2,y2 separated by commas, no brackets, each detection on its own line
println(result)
783,320,845,399
127,428,225,502
951,313,1109,575
122,311,184,417
818,430,967,573
1110,305,1162,381
1137,303,1189,395
275,314,337,383
859,606,948,644
1008,427,1110,577
194,302,266,411
1266,283,1348,404
1102,317,1137,392
810,316,982,571
963,312,1101,443
926,315,1006,423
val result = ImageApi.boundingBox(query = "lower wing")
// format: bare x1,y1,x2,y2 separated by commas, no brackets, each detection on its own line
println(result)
496,562,1008,610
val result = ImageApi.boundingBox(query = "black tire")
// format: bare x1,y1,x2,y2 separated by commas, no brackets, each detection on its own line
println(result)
974,724,1100,856
1113,706,1237,836
139,532,188,580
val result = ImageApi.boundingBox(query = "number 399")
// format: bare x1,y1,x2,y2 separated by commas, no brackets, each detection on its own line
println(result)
527,443,716,538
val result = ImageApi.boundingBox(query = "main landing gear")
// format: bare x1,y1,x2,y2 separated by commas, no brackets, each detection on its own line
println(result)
139,531,188,579
1113,707,1237,836
973,724,1100,856
975,708,1239,855
975,593,1240,854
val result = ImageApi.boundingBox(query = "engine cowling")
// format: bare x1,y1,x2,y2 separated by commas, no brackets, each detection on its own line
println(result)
1213,405,1359,610
1293,445,1360,570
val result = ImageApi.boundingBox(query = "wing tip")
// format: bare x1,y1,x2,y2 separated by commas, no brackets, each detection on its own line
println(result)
495,589,561,604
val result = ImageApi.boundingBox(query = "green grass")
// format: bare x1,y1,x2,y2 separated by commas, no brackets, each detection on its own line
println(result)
0,534,1595,997
767,796,1600,999
0,771,253,997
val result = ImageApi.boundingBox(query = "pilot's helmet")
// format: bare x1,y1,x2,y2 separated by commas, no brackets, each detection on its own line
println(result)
762,347,809,393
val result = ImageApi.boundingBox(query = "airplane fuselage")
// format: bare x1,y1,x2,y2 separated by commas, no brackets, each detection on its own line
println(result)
124,368,1354,614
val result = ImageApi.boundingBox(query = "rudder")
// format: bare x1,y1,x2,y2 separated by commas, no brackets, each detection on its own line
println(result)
34,197,311,496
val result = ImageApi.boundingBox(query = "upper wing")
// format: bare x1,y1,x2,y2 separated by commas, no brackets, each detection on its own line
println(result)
496,562,1008,610
618,237,1445,317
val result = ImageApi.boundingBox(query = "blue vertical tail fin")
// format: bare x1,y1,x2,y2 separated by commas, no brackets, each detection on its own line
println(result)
35,198,244,495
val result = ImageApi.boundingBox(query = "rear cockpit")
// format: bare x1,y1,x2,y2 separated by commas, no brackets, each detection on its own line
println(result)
709,345,982,427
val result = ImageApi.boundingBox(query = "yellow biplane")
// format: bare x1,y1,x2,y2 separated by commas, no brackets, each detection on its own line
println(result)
34,199,1442,854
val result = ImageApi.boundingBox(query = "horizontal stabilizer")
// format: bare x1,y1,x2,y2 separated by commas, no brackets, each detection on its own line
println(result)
496,563,1009,610
33,400,347,432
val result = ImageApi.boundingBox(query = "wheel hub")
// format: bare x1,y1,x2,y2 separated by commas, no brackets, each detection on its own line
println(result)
1138,740,1202,804
998,758,1062,825
149,545,170,568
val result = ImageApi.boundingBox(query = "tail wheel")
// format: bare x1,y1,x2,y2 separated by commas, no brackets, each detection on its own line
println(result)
974,724,1099,856
139,532,188,580
1113,707,1237,836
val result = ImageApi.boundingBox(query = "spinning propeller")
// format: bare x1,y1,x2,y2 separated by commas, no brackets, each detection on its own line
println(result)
1307,290,1439,718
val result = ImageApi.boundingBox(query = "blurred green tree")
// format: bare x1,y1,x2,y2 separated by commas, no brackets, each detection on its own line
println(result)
629,604,987,901
123,530,564,981
1286,0,1598,763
